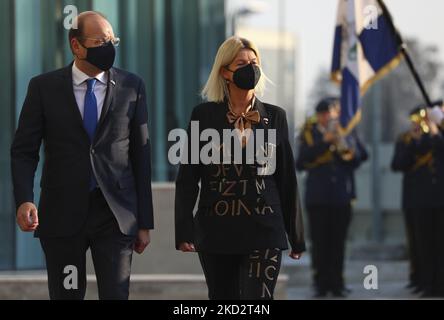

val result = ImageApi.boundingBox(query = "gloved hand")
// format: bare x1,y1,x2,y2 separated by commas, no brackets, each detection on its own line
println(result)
427,106,444,125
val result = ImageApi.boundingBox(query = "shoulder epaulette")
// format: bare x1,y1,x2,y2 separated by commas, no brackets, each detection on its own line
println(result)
301,116,317,146
400,132,412,145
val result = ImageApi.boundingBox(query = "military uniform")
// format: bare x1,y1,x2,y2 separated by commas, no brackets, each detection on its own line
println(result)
392,129,444,297
296,116,368,296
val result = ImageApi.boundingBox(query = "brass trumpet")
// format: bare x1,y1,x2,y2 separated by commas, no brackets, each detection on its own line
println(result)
410,108,430,134
326,120,355,161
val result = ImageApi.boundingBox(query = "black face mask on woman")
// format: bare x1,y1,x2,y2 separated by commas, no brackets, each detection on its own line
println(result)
80,41,116,71
226,63,262,90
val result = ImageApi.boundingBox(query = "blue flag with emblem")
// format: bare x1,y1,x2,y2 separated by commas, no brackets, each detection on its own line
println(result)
331,0,403,135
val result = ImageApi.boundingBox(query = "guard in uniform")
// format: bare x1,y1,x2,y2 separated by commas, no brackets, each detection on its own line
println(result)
296,97,368,297
391,106,444,298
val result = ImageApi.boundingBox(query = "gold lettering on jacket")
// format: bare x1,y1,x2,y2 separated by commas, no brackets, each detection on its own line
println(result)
256,178,265,194
214,199,252,216
208,164,274,217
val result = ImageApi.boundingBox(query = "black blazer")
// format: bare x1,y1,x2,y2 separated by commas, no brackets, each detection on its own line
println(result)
175,99,306,254
10,63,154,238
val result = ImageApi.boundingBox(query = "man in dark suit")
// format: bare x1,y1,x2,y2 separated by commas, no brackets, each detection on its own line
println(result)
10,11,154,300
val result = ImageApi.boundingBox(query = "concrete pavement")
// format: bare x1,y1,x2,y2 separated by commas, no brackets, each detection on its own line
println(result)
282,254,442,300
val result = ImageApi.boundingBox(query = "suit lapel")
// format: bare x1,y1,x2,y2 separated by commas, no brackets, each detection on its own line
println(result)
210,100,229,133
97,67,116,129
93,68,117,144
254,98,269,131
60,63,90,142
253,99,272,154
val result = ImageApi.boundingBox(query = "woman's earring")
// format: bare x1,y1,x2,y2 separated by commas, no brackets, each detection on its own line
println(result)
223,80,231,101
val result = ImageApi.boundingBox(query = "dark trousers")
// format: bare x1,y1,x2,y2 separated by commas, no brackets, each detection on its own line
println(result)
404,209,421,287
414,207,444,296
198,249,282,300
307,205,351,292
39,188,136,300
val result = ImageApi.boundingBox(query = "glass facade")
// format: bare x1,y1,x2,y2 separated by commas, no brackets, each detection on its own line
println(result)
0,0,225,270
0,0,15,270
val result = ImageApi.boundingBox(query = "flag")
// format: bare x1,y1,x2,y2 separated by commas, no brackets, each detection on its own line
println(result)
331,0,403,134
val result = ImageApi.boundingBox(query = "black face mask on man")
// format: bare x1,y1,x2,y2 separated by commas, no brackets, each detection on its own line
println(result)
79,41,116,71
226,63,261,90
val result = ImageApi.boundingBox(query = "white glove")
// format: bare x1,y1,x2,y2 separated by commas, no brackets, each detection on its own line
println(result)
427,106,444,125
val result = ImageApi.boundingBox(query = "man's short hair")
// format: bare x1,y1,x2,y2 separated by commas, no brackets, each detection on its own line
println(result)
68,11,106,53
316,97,340,113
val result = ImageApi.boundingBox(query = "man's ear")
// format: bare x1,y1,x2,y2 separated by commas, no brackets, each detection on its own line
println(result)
71,38,84,58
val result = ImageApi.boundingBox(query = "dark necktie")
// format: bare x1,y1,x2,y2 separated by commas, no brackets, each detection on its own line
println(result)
83,78,98,190
83,78,98,141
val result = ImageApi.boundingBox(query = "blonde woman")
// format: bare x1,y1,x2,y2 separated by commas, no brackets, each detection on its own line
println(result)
175,36,305,300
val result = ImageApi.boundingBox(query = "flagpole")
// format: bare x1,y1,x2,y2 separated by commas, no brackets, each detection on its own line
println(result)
376,0,433,107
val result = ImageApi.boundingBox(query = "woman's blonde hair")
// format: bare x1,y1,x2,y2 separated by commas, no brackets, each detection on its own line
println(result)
201,36,268,103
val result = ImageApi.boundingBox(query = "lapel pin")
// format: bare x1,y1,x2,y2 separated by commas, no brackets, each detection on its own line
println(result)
263,118,269,125
110,80,116,86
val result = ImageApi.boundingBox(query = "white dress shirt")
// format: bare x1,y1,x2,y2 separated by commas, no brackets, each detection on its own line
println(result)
72,62,108,121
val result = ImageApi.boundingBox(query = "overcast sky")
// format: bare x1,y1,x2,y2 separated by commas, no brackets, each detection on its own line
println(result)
227,0,444,109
